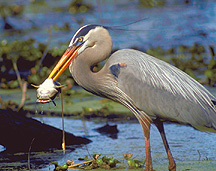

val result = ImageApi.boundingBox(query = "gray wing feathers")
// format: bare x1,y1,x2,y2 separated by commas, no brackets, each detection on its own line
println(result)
108,49,216,130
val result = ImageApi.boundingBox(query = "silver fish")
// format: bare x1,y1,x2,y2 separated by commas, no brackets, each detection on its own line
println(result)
32,78,62,105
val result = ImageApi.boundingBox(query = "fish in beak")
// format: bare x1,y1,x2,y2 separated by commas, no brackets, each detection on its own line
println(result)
32,79,61,105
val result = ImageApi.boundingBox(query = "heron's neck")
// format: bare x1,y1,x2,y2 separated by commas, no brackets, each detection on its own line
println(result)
70,56,109,96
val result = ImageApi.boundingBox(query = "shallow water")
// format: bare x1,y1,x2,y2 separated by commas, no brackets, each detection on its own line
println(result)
1,115,216,170
33,117,216,171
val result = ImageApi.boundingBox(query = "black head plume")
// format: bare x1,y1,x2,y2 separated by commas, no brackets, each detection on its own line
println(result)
70,24,102,44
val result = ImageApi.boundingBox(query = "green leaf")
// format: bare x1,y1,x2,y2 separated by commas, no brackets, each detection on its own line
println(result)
49,161,59,166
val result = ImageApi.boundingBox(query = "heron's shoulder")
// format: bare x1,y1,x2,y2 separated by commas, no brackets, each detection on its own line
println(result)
107,49,153,79
109,62,127,79
107,49,137,76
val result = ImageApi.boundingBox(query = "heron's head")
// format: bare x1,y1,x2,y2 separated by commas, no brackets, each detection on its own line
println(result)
48,24,112,81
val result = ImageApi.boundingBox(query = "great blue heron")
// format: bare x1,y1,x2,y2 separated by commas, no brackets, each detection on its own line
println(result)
47,24,216,171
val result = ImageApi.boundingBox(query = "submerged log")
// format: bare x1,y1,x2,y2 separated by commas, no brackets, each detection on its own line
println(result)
0,109,91,153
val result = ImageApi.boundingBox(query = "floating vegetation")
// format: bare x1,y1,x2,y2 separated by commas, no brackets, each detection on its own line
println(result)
50,161,68,171
50,153,135,170
49,153,145,170
124,153,145,169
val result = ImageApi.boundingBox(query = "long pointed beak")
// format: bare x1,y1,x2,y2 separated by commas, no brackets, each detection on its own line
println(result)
48,45,80,81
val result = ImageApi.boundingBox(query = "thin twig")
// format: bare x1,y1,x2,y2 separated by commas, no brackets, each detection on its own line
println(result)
85,145,93,160
12,60,22,89
209,46,215,58
12,60,28,110
18,81,27,110
28,138,35,170
68,160,94,169
61,88,66,153
197,150,201,161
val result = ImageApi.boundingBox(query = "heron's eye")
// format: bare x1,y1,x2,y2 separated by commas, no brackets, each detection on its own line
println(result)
78,37,84,42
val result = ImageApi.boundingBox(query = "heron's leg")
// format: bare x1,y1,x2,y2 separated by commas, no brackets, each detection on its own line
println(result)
139,116,153,171
154,119,176,171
